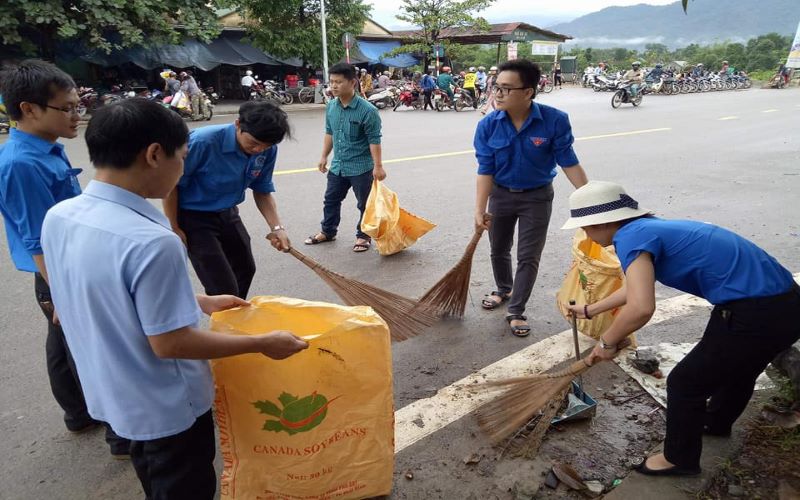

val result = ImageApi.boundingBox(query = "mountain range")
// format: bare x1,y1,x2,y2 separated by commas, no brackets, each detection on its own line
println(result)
545,0,800,48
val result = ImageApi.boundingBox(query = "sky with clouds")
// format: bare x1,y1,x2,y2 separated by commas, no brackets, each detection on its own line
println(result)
365,0,677,29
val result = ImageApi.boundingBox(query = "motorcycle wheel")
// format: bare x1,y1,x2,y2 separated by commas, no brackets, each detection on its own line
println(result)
204,106,213,121
435,100,443,112
393,100,402,111
543,83,553,93
384,97,394,109
611,90,624,109
593,86,601,92
298,87,314,104
632,94,643,106
454,98,463,112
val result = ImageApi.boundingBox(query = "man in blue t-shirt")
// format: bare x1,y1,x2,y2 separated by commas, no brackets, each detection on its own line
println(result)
163,101,291,299
562,181,799,478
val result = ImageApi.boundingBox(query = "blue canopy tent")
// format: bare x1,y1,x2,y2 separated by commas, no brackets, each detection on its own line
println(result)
350,40,418,68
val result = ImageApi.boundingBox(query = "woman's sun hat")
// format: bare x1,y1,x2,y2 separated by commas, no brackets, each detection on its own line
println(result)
561,181,653,230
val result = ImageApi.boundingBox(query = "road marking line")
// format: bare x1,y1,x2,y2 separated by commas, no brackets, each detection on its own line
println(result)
395,272,799,453
394,292,710,453
273,127,672,176
718,116,739,121
762,109,778,113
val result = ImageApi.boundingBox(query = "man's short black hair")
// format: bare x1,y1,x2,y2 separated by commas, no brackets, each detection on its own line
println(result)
0,59,76,121
497,60,542,95
86,98,188,169
329,63,356,81
238,101,291,145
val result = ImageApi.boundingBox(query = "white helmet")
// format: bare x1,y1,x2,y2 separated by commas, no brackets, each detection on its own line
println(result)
478,66,486,71
469,66,476,72
489,66,498,72
246,70,253,76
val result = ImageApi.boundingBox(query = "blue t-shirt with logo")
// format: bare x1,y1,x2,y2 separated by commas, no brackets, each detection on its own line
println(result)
613,217,794,304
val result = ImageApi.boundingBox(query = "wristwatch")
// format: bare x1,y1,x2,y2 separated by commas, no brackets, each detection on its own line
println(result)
599,338,617,350
271,225,286,232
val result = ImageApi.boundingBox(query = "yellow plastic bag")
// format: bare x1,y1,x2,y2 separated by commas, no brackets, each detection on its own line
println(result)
210,296,394,500
361,179,435,256
556,230,636,345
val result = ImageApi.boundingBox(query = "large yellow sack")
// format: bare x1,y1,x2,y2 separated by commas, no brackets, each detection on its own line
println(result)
210,296,394,500
556,230,635,345
361,179,435,255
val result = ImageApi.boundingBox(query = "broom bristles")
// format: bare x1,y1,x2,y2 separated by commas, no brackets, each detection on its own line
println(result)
288,247,439,342
474,360,589,443
420,227,485,317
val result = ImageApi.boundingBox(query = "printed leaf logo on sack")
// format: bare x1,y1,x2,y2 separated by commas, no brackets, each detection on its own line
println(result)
253,391,341,435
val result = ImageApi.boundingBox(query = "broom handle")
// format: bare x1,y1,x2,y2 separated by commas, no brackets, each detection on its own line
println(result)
288,247,321,271
569,299,581,362
463,213,493,255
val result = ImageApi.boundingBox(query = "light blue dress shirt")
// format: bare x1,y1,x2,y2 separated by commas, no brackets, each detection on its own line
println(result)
177,124,277,212
42,181,214,440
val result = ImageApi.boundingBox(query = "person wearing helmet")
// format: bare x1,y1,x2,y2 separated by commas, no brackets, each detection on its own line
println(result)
179,71,204,119
463,66,478,108
437,66,455,104
647,63,665,80
476,66,488,100
241,69,256,99
360,68,373,95
163,70,180,97
623,61,644,96
691,63,704,78
720,60,729,75
376,70,391,89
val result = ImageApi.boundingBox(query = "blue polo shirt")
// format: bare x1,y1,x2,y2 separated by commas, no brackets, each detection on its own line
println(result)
474,102,580,190
614,218,795,305
41,181,213,440
0,129,82,272
178,124,277,212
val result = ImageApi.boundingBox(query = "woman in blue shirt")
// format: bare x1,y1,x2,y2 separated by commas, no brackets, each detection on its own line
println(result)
563,181,799,477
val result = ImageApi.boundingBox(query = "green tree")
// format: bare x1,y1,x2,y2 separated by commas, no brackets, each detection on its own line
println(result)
229,0,370,68
390,0,495,68
0,0,222,60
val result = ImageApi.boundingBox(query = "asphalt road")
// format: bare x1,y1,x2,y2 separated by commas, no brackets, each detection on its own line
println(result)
1,86,798,499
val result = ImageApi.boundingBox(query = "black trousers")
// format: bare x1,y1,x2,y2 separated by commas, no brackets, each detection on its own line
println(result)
423,90,433,110
487,183,554,316
34,274,130,453
179,207,256,299
130,410,216,500
664,285,800,469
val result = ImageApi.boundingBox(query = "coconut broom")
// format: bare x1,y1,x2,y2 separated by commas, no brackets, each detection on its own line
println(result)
474,338,631,444
287,247,439,342
420,214,491,317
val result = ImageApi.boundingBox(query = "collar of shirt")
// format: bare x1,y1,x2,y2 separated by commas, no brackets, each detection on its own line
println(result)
491,102,543,132
83,180,171,230
337,95,362,110
9,128,66,156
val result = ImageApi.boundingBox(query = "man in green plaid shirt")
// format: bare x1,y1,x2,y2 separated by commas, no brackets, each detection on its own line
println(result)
304,63,385,253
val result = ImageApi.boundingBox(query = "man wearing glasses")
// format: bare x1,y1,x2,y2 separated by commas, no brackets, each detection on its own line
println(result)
0,60,129,456
473,60,589,337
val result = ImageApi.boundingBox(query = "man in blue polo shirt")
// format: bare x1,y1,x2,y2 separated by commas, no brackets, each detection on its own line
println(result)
164,101,291,299
42,99,308,499
562,181,799,477
474,59,588,337
0,60,128,455
305,63,385,253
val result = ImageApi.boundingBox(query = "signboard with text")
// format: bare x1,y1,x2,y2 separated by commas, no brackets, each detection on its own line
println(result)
507,42,518,61
531,42,559,56
787,21,800,68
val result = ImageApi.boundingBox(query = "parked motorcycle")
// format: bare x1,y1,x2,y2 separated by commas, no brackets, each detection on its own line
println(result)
368,86,398,110
538,74,554,94
393,85,423,111
611,80,643,108
204,86,221,104
165,91,214,121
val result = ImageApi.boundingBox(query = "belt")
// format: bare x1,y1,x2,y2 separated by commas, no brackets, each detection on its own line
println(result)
494,183,548,193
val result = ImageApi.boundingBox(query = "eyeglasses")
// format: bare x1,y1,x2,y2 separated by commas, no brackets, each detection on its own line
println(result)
45,105,81,116
493,86,531,96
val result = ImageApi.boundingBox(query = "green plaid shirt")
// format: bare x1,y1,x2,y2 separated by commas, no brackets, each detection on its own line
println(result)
325,96,382,177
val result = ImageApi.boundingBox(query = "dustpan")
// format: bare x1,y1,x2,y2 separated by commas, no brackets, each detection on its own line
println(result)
552,300,598,424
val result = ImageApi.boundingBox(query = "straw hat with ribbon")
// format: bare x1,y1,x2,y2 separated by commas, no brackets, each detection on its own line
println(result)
561,181,653,230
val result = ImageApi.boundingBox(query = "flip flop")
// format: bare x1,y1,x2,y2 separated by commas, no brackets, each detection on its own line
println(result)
481,291,510,310
304,233,335,245
634,457,701,477
353,239,371,253
505,314,531,337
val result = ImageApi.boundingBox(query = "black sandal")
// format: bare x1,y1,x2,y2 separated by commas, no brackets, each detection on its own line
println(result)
505,314,531,337
634,458,701,477
304,233,335,245
481,291,510,310
353,238,371,253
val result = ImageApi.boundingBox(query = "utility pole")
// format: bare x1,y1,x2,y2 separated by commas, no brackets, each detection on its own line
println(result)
320,0,330,83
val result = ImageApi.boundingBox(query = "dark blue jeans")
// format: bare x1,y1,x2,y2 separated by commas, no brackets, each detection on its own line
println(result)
321,170,373,240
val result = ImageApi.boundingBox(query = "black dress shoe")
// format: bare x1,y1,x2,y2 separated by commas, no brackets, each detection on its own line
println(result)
634,458,701,477
703,425,732,437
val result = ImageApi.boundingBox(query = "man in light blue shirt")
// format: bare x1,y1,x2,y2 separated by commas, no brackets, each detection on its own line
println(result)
0,60,128,455
164,101,291,299
42,99,308,499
